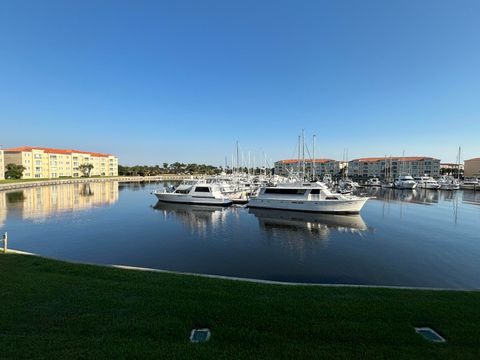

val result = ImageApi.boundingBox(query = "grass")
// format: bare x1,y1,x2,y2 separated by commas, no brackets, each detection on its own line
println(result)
1,254,479,359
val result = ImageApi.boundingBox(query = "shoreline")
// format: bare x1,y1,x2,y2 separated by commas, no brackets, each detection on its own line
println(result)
5,249,478,292
0,175,188,191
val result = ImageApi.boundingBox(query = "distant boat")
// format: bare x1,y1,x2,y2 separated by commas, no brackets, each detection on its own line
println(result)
460,178,479,190
153,180,233,206
365,177,381,187
438,176,460,190
414,176,441,190
394,175,417,189
248,181,369,214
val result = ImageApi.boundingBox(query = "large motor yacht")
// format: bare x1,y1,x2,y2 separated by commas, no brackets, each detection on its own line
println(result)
394,175,417,189
247,181,369,214
414,176,441,190
153,180,233,206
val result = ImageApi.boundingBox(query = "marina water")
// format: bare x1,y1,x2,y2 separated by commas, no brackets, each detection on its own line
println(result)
1,181,479,289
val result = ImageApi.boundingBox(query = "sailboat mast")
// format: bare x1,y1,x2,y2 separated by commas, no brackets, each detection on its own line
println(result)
236,141,239,175
302,129,306,180
297,135,301,177
312,134,316,180
457,146,461,180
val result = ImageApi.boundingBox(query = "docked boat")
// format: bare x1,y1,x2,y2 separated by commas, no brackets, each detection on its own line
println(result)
365,177,381,187
414,176,441,190
460,178,479,190
153,180,233,206
394,175,417,189
381,181,394,188
248,181,369,214
438,176,460,190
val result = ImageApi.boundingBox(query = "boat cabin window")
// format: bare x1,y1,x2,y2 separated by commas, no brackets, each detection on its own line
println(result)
175,189,190,194
264,188,306,195
194,186,211,193
326,196,338,200
310,189,321,194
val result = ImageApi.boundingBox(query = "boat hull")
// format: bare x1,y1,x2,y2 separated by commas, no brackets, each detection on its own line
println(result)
460,184,479,190
154,193,232,206
395,183,417,189
439,185,460,190
247,197,368,214
417,184,441,190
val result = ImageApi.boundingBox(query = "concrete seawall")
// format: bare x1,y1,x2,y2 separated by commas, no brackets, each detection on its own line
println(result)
0,175,189,191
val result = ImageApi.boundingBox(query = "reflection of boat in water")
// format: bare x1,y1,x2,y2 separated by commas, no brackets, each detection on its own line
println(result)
153,201,228,233
248,208,368,234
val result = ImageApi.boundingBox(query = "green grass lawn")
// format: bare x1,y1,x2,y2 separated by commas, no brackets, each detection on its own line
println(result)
1,254,479,359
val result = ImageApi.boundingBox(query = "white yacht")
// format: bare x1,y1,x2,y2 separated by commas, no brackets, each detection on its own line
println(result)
365,177,381,187
438,176,460,190
414,176,441,190
153,180,233,206
394,175,417,189
248,181,369,214
460,178,479,190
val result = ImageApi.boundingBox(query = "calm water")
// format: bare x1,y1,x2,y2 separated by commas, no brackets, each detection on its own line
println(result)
1,182,479,289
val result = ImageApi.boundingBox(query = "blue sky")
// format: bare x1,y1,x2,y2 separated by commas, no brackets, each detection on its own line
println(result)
0,0,479,165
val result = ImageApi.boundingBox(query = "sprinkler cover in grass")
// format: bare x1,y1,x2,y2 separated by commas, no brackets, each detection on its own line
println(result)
190,328,211,343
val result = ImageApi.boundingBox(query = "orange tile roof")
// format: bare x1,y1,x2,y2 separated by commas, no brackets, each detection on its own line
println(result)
4,146,112,157
352,156,439,162
278,159,335,164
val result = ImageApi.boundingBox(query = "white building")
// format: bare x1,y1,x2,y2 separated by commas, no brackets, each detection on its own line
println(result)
274,159,346,178
348,157,441,179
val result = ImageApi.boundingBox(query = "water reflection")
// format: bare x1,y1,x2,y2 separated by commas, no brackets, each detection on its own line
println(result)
0,182,119,225
249,208,368,239
153,201,229,236
362,187,480,206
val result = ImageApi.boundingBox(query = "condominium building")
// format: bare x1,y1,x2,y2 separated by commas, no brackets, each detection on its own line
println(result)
0,149,4,180
464,158,480,177
274,159,346,178
348,157,441,179
4,146,118,179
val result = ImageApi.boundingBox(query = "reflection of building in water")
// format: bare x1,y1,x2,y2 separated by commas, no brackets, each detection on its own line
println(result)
153,202,228,236
249,208,368,258
12,182,119,220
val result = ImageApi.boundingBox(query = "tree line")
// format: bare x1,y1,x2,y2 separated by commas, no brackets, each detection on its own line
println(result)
118,163,223,176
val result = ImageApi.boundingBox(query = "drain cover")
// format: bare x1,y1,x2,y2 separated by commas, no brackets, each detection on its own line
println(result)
415,327,446,343
190,328,211,343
